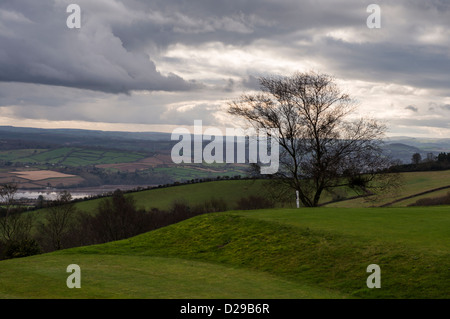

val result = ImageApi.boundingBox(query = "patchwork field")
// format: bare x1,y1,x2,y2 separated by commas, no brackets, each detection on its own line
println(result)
12,170,77,181
96,154,173,171
0,147,152,188
0,170,84,189
0,147,249,188
11,147,147,167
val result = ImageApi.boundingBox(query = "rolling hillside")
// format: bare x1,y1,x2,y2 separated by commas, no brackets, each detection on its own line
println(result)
1,169,450,300
0,207,448,299
72,169,450,211
323,170,450,208
73,179,271,212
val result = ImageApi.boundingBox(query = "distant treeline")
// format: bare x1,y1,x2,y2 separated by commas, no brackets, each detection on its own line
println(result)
388,152,450,173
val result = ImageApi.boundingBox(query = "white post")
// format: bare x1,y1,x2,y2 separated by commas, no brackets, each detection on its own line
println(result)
296,191,300,208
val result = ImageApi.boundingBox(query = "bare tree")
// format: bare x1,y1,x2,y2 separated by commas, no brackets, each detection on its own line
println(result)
411,153,422,165
40,191,77,250
90,189,149,243
0,183,32,242
228,71,399,207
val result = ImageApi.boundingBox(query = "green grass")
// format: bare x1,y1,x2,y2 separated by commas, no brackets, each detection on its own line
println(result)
236,207,450,253
396,189,450,207
0,254,342,299
326,170,450,207
126,170,450,210
0,149,48,161
24,179,270,232
3,174,450,299
2,207,448,299
152,164,247,182
73,179,270,213
28,168,450,222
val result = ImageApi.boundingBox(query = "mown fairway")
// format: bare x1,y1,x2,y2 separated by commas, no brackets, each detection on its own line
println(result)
1,206,448,299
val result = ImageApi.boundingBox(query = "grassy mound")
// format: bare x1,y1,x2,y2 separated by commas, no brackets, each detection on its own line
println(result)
52,207,449,299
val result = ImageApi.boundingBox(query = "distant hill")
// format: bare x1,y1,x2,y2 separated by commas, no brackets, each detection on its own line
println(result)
0,126,173,152
0,126,250,189
2,126,450,160
386,136,450,151
382,143,423,164
385,137,450,163
2,126,450,188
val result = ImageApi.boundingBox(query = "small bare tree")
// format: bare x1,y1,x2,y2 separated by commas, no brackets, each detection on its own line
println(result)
40,191,77,250
91,189,148,243
411,153,422,165
228,71,399,207
0,183,32,242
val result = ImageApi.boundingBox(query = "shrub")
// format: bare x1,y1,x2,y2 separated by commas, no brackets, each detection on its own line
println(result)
170,199,191,216
193,197,228,214
408,192,450,206
235,195,274,210
87,189,153,243
3,239,41,259
330,189,348,202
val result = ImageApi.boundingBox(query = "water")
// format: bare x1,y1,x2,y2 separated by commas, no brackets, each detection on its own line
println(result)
16,190,93,201
15,185,154,201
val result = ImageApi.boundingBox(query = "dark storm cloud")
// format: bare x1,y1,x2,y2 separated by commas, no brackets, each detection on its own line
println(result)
2,0,449,94
0,0,199,94
108,0,369,55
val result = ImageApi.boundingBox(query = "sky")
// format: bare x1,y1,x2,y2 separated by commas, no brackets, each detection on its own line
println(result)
0,0,449,138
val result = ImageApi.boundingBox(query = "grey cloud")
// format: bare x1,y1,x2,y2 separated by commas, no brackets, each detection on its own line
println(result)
112,0,364,50
316,38,450,92
405,105,418,112
3,0,449,94
0,82,94,107
223,79,235,93
428,102,450,112
1,0,450,135
440,104,450,111
0,0,199,94
160,103,221,126
1,83,223,126
219,75,261,92
390,117,450,129
241,75,261,91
